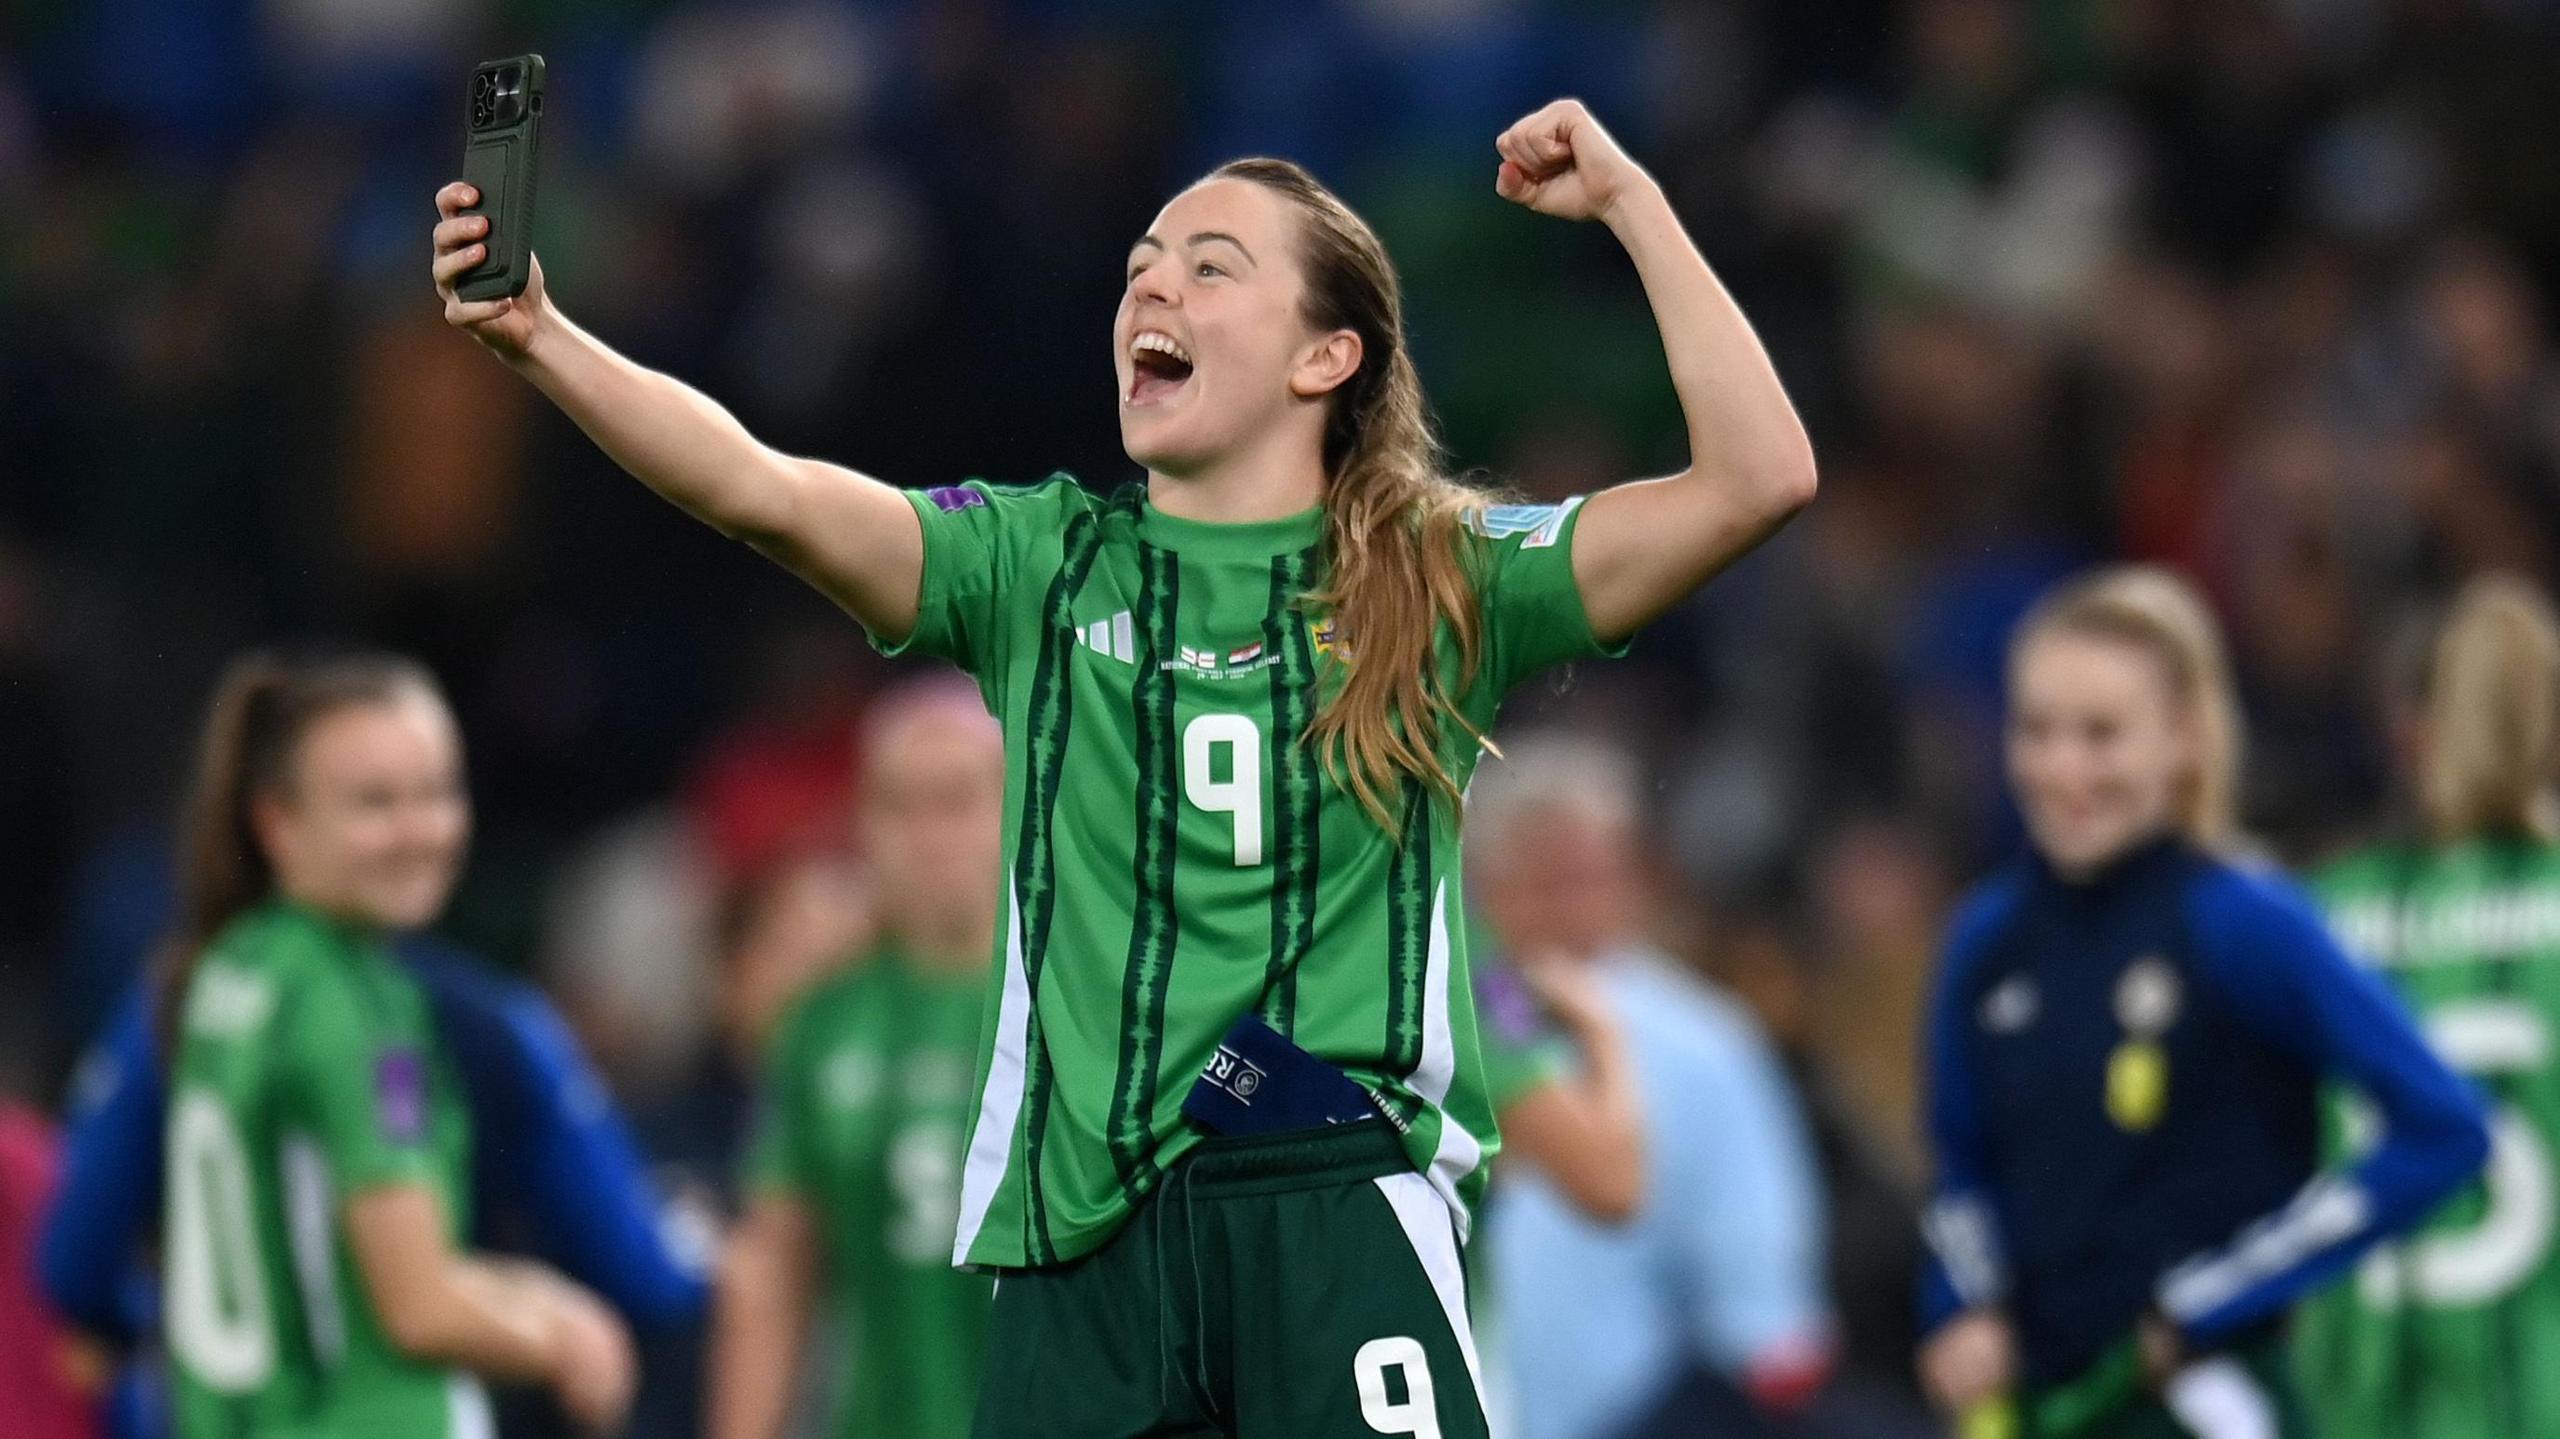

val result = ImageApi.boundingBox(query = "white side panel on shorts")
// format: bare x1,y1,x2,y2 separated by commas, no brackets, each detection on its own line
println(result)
1374,1169,1487,1403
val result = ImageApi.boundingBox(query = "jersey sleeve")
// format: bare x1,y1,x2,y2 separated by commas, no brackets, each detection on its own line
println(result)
875,476,1083,676
37,982,166,1342
468,966,712,1327
1469,496,1632,695
2157,868,2491,1344
280,964,445,1196
1472,962,1569,1113
1918,877,2023,1335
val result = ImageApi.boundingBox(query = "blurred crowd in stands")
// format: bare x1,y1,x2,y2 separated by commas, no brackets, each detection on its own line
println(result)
7,0,2560,1431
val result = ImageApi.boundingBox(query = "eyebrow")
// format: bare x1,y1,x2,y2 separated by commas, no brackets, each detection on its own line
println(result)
1130,231,1258,267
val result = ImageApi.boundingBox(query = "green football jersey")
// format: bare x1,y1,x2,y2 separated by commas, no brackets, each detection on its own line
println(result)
2296,836,2560,1439
879,476,1623,1268
164,899,482,1439
745,948,995,1438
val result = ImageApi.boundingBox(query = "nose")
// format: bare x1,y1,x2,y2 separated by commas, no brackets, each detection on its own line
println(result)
1128,255,1179,311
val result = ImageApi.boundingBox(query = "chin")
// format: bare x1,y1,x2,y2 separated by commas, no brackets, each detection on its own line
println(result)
1120,427,1201,477
369,885,452,931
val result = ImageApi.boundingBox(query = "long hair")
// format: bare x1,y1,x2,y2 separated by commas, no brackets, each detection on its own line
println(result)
154,649,446,1054
2420,574,2560,843
2013,566,2246,852
1211,157,1495,834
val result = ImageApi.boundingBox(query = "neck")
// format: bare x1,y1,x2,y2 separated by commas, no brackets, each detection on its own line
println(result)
277,886,386,938
2049,827,2178,884
889,903,995,976
1146,422,1327,523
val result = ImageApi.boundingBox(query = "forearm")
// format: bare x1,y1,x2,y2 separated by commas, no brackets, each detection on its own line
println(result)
391,1256,567,1382
1603,183,1814,500
709,1218,815,1439
1564,1012,1644,1185
509,307,805,543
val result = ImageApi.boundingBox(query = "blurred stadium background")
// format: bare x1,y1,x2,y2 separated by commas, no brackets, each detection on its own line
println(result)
7,0,2560,1433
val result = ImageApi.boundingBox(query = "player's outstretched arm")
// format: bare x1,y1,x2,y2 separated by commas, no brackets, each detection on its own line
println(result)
1492,101,1817,644
430,182,925,641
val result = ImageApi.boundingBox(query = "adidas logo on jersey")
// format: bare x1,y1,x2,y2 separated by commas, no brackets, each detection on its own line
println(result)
1073,611,1137,664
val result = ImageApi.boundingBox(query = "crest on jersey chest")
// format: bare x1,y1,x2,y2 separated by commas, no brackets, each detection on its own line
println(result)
2114,955,2183,1038
1979,974,2039,1034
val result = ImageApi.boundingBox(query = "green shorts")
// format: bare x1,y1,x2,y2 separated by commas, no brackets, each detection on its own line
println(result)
970,1120,1489,1438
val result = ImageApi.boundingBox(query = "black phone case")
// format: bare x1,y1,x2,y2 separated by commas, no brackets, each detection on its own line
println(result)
457,54,547,302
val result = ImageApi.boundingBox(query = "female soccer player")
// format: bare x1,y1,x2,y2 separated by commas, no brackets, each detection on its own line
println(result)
434,98,1815,1435
710,678,1004,1439
1917,569,2488,1439
2295,575,2560,1439
158,653,632,1437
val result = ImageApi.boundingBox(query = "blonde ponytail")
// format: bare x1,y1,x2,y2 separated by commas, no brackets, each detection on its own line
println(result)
2420,574,2560,843
1212,159,1496,834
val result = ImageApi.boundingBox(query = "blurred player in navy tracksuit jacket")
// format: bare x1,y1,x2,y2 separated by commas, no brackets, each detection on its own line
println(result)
1917,568,2488,1439
39,937,711,1439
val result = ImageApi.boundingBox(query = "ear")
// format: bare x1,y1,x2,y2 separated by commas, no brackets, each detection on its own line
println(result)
1288,328,1363,400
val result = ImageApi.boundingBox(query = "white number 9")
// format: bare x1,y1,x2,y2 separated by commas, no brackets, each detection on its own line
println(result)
1355,1335,1440,1437
1183,713,1263,867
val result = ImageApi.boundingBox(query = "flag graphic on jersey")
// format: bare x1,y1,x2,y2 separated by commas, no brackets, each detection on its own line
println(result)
876,476,1623,1268
164,900,482,1439
2297,838,2560,1439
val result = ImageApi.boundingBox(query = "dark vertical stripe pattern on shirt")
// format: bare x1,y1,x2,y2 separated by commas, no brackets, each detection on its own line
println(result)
1384,779,1431,1078
1108,538,1181,1197
1258,547,1320,1036
1009,507,1106,1264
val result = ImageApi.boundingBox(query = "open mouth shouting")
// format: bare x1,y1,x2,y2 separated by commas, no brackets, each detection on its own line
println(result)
1126,328,1195,407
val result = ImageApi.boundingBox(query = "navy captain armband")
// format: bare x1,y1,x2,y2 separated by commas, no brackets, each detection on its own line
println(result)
1182,1014,1384,1137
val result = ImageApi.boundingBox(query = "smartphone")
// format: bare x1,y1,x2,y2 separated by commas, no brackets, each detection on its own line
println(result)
457,54,547,302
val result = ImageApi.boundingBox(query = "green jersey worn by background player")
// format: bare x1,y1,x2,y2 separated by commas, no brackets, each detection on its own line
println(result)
714,674,1010,1439
167,901,483,1439
2298,577,2560,1439
745,951,991,1438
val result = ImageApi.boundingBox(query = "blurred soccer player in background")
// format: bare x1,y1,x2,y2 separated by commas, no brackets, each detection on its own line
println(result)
1469,898,1643,1229
435,93,1815,1435
2296,575,2560,1438
1469,734,1831,1439
710,676,1003,1439
1919,568,2487,1439
155,653,634,1437
42,896,708,1439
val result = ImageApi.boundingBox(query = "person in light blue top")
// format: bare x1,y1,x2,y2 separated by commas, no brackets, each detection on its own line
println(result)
1472,734,1832,1439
